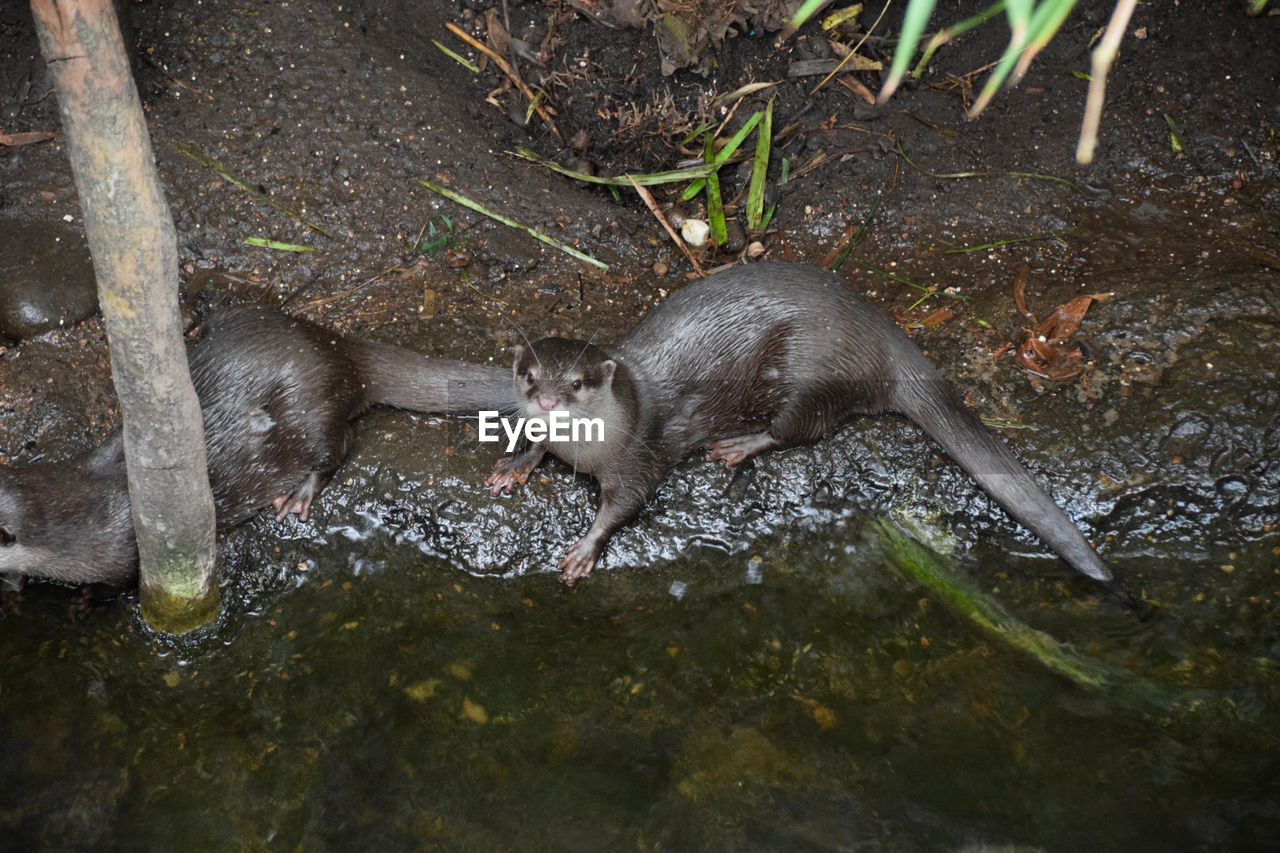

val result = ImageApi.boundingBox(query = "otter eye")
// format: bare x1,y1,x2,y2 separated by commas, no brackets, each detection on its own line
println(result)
516,367,527,378
570,379,582,391
525,374,536,385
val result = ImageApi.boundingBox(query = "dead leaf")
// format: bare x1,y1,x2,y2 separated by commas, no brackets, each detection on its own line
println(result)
1034,293,1111,343
921,307,954,328
0,131,56,147
835,75,877,105
1010,265,1110,382
1016,335,1085,381
891,304,954,330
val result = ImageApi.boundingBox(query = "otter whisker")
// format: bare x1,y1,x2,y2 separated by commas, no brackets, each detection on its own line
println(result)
512,324,543,373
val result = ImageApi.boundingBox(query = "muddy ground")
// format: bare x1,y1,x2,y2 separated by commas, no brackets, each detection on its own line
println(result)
1,0,1278,594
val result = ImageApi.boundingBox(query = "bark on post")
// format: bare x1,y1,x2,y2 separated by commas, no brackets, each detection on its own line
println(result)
30,0,218,632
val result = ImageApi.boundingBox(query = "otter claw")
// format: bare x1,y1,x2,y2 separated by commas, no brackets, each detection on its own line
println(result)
272,492,313,523
707,432,776,467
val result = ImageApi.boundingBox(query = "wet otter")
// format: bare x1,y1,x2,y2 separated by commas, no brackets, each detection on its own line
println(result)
486,261,1115,586
0,305,512,587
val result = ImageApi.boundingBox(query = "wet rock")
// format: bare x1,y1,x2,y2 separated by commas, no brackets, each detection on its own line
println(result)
0,219,98,339
723,219,746,253
1161,413,1214,460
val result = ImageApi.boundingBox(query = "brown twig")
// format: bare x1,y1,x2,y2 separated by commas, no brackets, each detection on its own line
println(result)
446,21,561,140
627,176,704,277
836,75,876,104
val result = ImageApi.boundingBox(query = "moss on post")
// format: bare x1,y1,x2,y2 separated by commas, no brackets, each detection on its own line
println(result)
140,559,221,636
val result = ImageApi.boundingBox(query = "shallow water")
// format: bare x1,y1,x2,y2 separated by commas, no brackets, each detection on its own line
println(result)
3,519,1276,850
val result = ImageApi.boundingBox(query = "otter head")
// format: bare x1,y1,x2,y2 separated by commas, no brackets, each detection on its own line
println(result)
512,337,617,422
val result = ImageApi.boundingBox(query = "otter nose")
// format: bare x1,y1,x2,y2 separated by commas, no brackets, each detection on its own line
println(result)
537,395,558,411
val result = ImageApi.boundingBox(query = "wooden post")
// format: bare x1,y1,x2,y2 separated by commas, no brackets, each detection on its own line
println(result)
30,0,218,632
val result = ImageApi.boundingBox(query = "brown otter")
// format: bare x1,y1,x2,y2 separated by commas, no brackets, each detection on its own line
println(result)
0,305,512,587
485,261,1116,587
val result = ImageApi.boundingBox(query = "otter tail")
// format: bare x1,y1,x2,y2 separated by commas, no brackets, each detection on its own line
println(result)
352,341,516,415
890,368,1113,582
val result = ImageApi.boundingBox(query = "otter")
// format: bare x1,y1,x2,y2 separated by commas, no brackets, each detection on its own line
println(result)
485,261,1116,587
0,305,512,587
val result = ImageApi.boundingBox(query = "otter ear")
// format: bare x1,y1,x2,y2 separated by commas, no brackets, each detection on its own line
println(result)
599,359,617,385
511,345,525,375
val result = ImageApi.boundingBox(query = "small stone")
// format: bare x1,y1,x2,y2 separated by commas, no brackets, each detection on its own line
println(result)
681,218,710,247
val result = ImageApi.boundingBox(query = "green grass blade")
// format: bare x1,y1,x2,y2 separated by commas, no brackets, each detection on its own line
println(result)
967,0,1079,116
786,0,837,34
514,147,716,187
524,89,547,126
417,179,609,270
858,263,970,299
173,140,336,239
678,109,767,201
705,131,727,246
877,518,1234,712
1014,0,1078,81
827,170,892,271
896,142,1085,195
758,203,776,231
243,237,315,252
880,0,937,101
431,39,479,73
964,28,1027,116
1004,0,1032,37
911,0,1007,78
874,520,1119,689
746,96,775,231
677,122,714,148
679,179,706,203
709,109,765,169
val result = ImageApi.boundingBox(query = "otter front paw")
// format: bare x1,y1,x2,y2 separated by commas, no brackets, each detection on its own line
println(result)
557,539,600,586
485,447,545,496
485,458,529,496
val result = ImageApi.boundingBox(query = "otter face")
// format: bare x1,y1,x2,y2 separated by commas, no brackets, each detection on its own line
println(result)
509,338,624,473
512,338,617,422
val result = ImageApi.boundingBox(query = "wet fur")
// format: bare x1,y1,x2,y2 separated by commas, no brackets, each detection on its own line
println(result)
489,262,1114,585
0,305,514,587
